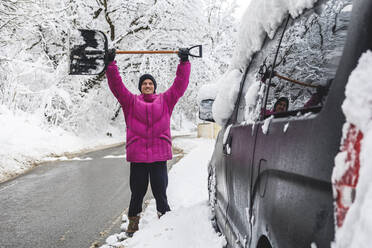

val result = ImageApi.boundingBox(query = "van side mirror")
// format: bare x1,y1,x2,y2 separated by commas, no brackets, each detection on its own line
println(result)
199,99,215,122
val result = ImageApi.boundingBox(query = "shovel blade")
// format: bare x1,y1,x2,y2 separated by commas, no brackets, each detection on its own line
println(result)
69,29,108,75
187,45,202,58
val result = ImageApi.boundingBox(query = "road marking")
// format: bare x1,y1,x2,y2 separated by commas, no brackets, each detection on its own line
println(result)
0,181,17,192
103,154,126,159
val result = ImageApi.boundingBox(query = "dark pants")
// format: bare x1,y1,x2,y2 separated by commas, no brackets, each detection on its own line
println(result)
128,161,171,217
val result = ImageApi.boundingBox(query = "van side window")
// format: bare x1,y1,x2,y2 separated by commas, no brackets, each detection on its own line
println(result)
237,0,352,123
236,25,288,123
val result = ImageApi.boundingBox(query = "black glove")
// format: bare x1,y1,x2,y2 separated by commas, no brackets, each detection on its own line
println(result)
316,85,329,97
105,48,116,65
178,48,189,62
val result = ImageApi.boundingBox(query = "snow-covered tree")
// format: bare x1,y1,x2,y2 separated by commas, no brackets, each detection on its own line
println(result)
0,0,237,136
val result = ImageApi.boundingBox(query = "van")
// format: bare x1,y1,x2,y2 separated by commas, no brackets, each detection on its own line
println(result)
199,0,372,247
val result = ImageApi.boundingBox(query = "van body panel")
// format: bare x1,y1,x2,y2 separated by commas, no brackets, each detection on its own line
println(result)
206,0,372,247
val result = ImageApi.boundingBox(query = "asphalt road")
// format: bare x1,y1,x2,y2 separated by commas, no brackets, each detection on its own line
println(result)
0,144,183,248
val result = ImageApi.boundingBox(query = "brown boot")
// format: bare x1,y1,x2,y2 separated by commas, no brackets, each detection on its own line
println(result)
126,216,140,237
157,211,164,219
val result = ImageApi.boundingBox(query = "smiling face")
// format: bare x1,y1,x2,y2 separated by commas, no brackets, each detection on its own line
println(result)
274,100,288,113
141,79,155,94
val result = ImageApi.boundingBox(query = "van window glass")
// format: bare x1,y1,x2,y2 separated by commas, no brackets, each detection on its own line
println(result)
237,0,352,123
236,24,288,123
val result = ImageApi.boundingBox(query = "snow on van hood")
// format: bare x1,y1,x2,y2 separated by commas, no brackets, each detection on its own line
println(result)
205,0,318,126
332,50,372,248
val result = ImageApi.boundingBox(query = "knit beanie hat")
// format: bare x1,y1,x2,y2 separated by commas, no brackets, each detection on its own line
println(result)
273,97,289,111
138,74,157,93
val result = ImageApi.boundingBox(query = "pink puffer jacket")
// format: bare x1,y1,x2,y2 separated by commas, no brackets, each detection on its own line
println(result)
106,61,191,163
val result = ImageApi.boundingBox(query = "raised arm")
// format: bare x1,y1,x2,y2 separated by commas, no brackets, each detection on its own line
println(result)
163,61,191,111
106,61,134,107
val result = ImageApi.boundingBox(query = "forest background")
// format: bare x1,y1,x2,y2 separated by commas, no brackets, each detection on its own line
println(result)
0,0,237,140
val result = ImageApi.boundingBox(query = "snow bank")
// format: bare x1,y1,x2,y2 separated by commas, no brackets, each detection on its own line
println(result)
0,106,194,183
0,106,123,183
206,0,318,127
332,51,372,248
101,138,226,248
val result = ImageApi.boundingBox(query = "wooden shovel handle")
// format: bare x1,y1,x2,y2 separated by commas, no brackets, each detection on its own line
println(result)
274,72,318,88
116,50,178,54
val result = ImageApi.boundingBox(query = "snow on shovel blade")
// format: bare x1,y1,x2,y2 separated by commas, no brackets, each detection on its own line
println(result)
69,29,108,75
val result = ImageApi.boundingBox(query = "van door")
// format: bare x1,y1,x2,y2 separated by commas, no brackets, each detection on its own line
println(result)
223,123,258,246
211,128,230,230
248,1,352,247
223,14,293,247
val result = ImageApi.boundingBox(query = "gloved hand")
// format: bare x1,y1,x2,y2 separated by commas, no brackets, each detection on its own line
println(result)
178,48,189,62
316,85,329,97
105,48,116,65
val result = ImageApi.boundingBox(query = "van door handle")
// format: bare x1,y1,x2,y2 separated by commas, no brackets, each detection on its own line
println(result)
223,135,232,155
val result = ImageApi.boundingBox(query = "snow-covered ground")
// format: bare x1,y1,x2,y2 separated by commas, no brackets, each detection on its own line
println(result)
0,105,195,183
2,0,372,246
0,105,122,183
100,137,226,248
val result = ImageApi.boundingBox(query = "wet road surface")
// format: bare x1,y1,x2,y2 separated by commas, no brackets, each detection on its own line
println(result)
0,144,183,248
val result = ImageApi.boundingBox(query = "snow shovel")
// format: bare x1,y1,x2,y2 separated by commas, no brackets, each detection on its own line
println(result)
259,63,318,88
69,29,203,75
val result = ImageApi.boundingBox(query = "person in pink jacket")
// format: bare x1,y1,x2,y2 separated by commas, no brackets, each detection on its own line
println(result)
105,48,191,236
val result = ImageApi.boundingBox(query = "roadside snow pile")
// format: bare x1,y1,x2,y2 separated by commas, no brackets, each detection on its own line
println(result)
0,106,194,183
204,0,318,126
0,106,123,183
100,138,226,248
332,51,372,248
